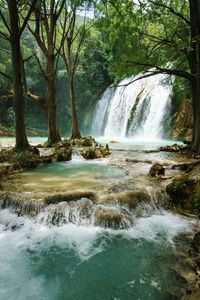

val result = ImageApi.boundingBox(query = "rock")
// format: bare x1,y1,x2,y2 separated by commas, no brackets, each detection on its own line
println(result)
94,207,132,229
149,163,165,177
159,144,183,152
81,147,97,159
116,190,151,209
55,140,72,161
193,231,200,251
166,177,196,211
81,145,110,159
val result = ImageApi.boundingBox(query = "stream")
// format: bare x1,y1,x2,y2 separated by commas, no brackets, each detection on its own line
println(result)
0,137,198,300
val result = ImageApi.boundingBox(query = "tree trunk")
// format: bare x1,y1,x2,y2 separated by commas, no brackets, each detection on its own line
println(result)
8,0,29,150
46,56,61,144
191,79,200,152
189,0,200,153
69,75,82,139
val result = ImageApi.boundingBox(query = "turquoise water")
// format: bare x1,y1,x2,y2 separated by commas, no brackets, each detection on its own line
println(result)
0,209,194,300
0,136,183,149
2,160,127,193
0,137,194,299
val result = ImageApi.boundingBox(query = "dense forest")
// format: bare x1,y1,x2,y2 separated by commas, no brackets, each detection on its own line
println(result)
0,0,199,152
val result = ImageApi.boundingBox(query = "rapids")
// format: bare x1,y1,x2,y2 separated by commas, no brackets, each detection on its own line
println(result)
0,137,198,299
0,208,195,300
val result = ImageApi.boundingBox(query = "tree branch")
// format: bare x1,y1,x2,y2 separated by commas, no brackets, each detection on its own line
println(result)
0,70,12,81
19,0,38,35
124,60,193,81
148,0,190,25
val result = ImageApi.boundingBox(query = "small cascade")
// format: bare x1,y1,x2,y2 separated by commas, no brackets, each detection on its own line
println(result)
0,187,171,230
92,73,172,139
71,148,85,162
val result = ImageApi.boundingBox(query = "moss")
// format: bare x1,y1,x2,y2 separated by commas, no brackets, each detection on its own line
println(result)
11,150,40,169
0,149,13,162
44,191,96,204
0,147,45,178
55,140,72,162
113,191,150,209
81,147,96,159
94,208,131,229
166,177,200,213
81,144,110,160
81,137,93,147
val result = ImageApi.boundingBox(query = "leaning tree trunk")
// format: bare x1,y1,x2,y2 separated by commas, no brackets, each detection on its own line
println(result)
46,56,61,145
8,0,29,150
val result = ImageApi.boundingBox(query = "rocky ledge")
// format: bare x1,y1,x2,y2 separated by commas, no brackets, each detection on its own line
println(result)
165,161,200,298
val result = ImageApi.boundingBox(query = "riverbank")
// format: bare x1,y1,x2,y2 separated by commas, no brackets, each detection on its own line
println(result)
0,125,46,137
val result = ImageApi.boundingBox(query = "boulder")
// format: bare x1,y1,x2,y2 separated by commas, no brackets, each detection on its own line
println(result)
149,163,165,177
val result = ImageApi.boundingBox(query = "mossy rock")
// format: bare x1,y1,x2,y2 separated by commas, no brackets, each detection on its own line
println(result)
94,207,132,229
81,137,93,147
113,191,151,209
56,148,72,162
166,177,200,213
149,163,165,177
81,145,110,160
81,147,97,159
12,150,40,169
55,140,72,162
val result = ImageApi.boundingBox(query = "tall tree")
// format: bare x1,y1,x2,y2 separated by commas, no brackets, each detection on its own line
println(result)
28,0,66,145
98,0,200,153
0,0,37,150
61,2,92,139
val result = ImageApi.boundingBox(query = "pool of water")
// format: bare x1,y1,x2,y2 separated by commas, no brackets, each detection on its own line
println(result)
0,209,194,300
2,159,127,193
0,136,182,150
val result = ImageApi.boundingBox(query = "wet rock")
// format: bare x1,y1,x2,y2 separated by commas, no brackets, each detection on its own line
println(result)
94,207,132,229
166,177,196,212
149,163,165,177
166,164,200,214
116,190,151,209
159,144,184,152
81,145,110,159
44,191,96,205
193,231,200,251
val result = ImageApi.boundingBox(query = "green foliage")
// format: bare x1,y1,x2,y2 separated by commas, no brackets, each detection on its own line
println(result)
96,0,190,81
0,150,13,163
55,140,72,161
0,148,40,169
171,77,192,105
81,147,96,159
12,150,40,168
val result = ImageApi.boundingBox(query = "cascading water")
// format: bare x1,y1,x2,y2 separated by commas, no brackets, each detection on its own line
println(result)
92,73,172,140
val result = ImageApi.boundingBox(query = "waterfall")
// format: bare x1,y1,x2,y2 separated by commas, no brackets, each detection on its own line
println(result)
92,73,172,140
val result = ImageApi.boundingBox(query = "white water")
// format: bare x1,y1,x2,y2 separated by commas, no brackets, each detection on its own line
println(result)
0,206,195,300
92,73,172,140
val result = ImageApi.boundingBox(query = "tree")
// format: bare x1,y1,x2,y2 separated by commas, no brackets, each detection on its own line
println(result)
0,0,37,150
27,0,67,145
61,2,93,139
97,0,200,153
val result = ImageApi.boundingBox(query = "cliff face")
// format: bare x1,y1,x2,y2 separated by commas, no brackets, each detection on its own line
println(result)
170,101,193,141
